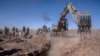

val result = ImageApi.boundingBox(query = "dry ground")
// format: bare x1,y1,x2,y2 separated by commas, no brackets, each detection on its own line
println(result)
0,29,100,56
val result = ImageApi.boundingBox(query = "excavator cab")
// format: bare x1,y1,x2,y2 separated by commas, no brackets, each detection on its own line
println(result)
58,18,68,31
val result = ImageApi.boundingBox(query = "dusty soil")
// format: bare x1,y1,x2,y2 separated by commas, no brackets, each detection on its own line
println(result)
0,29,100,56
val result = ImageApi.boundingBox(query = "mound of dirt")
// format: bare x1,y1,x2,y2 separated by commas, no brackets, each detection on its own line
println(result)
48,30,100,56
55,37,100,56
67,37,100,56
0,35,51,56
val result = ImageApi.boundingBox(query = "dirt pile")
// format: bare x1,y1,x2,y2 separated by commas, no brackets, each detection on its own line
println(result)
0,35,51,56
66,37,100,56
48,37,80,56
49,37,100,56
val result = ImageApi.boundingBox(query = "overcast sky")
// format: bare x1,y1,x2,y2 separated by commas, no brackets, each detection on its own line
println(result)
0,0,100,29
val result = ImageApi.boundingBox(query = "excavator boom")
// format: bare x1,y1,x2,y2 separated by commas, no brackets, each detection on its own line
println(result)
51,2,91,35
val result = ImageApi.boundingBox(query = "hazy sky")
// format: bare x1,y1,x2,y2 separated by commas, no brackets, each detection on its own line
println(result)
0,0,100,29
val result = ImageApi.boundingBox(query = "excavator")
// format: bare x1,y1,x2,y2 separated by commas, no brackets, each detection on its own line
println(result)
51,3,91,36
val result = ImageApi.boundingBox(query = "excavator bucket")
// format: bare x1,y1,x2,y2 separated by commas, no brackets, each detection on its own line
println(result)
78,12,91,33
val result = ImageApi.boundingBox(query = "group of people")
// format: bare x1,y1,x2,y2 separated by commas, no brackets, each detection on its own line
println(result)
3,26,32,39
3,26,22,36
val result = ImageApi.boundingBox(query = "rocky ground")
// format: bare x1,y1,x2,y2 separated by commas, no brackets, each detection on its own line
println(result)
0,29,100,56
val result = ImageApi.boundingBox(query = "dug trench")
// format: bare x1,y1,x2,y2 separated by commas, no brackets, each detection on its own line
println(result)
0,45,51,56
0,42,51,56
20,42,51,56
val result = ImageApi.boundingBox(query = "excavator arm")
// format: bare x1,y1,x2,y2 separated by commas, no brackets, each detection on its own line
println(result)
57,3,76,31
51,3,91,37
58,3,91,33
59,6,69,20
